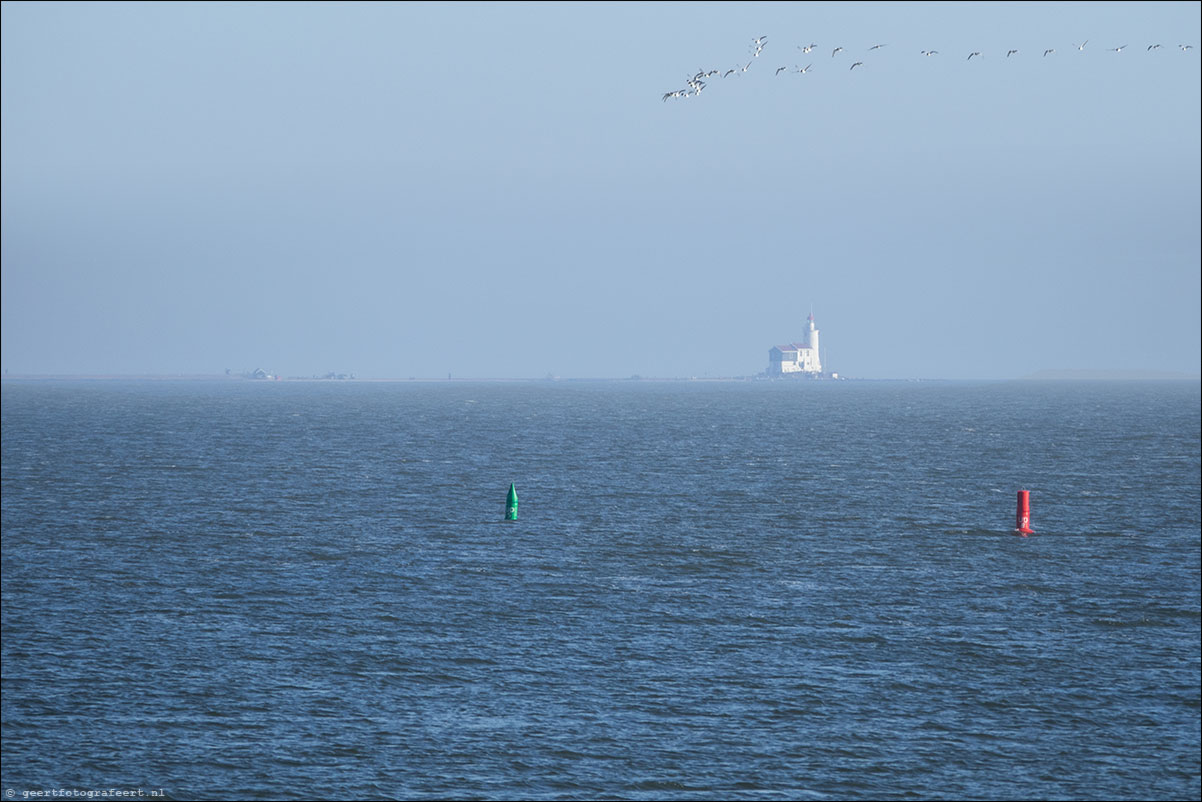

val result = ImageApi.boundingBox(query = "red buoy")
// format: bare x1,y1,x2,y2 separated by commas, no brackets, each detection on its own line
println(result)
1015,489,1034,536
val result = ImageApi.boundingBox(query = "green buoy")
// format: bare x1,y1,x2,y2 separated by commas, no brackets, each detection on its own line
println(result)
505,483,518,520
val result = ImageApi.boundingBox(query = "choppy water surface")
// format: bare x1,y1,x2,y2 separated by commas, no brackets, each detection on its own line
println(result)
2,379,1199,800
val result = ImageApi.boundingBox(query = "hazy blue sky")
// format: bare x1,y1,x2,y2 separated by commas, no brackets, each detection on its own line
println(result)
3,1,1199,379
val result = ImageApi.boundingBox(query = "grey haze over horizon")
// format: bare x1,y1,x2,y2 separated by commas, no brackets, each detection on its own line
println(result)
3,2,1199,381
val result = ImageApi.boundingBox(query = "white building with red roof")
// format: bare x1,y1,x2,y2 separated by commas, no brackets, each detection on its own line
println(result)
767,313,822,376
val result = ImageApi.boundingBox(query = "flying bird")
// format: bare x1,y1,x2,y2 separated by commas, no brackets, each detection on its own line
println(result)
921,50,939,56
797,63,813,73
1148,44,1162,50
1007,49,1019,57
850,61,863,70
776,65,788,75
800,43,816,53
1182,44,1196,51
1074,40,1088,51
1044,48,1055,57
1110,44,1127,52
869,43,886,50
968,51,981,60
832,46,844,57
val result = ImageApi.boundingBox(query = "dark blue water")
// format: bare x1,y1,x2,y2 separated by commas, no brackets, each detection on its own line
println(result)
2,379,1199,800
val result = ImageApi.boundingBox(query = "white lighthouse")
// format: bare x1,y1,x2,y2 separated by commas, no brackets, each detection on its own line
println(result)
806,312,821,371
767,312,823,376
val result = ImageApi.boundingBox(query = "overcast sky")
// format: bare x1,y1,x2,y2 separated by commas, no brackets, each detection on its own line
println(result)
3,1,1199,379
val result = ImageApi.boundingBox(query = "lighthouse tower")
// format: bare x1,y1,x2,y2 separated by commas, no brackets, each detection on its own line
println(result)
807,312,822,374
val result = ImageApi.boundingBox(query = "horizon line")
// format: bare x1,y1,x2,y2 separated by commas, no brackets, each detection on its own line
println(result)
3,370,1199,383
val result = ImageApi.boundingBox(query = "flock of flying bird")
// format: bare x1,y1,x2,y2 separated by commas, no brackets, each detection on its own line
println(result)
662,35,1197,101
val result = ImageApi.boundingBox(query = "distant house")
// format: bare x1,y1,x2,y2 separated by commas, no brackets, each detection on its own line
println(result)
767,313,823,375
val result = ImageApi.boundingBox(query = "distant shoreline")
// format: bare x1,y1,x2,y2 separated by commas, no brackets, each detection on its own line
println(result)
2,371,1198,383
1017,369,1201,381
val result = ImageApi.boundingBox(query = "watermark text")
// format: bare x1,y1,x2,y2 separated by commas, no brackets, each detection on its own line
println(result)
7,790,166,800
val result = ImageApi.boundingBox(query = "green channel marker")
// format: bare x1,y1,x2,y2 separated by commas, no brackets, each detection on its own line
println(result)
505,483,518,520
